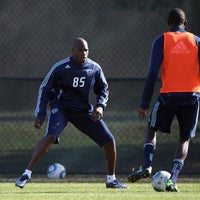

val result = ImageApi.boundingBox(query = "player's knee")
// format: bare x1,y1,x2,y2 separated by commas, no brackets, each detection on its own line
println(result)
46,135,57,144
104,140,116,151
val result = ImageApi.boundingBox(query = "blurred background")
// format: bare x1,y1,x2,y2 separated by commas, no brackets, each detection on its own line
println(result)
0,0,200,176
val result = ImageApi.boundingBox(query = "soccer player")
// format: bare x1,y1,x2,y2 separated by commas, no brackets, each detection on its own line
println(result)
15,37,127,189
128,8,200,192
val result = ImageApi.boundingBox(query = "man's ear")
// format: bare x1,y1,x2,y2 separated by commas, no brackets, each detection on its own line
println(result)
184,19,187,26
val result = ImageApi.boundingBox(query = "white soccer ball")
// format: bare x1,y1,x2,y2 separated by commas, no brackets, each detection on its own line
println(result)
152,170,171,191
47,163,66,179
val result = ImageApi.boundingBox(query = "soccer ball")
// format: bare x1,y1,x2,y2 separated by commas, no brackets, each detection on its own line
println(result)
152,170,171,191
47,163,66,179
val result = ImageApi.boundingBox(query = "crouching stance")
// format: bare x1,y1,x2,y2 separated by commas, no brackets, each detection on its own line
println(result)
15,38,127,189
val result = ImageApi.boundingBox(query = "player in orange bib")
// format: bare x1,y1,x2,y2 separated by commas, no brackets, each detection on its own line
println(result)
128,8,200,192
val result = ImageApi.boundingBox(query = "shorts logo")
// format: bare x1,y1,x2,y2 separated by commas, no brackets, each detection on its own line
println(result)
51,108,59,114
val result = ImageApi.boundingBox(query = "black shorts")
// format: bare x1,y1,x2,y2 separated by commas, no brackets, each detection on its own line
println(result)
149,100,199,139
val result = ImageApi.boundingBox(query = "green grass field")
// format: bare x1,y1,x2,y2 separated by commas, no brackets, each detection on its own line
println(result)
1,176,200,200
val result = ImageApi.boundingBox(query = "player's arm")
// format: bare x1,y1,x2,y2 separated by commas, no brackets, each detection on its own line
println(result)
194,35,200,61
93,67,109,109
91,67,109,121
34,66,58,128
139,35,164,117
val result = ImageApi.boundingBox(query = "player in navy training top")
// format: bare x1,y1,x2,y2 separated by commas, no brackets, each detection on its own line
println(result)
15,38,127,189
128,8,200,192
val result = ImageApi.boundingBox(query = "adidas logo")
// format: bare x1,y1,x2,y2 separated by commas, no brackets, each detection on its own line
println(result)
171,41,190,54
65,64,71,69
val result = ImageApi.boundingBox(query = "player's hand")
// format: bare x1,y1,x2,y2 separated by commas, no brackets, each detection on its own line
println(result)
91,106,103,121
34,118,44,129
138,107,149,118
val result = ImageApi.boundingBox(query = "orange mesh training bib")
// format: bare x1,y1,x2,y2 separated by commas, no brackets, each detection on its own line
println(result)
160,32,200,93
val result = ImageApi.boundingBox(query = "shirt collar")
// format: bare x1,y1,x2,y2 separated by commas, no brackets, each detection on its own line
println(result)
169,26,186,32
70,56,87,67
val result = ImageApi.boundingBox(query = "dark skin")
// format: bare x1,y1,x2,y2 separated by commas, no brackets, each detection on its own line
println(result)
29,38,116,175
138,13,189,162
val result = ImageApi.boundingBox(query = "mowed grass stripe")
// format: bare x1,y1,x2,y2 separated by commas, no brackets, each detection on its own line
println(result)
0,182,199,200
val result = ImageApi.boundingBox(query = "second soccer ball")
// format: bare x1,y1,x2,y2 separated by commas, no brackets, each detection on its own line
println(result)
47,163,66,179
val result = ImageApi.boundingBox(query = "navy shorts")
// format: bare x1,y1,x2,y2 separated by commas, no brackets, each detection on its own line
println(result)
149,100,199,139
46,108,114,147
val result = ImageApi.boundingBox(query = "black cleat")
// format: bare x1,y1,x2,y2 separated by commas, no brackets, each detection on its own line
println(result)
128,166,152,183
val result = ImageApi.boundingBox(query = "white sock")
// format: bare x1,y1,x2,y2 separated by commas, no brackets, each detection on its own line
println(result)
24,169,32,178
107,174,116,183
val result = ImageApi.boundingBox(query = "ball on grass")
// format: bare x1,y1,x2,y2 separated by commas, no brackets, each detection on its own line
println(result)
152,170,171,192
47,163,66,179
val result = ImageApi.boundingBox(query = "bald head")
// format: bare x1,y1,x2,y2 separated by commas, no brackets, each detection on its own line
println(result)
72,38,89,64
167,8,187,27
72,38,88,49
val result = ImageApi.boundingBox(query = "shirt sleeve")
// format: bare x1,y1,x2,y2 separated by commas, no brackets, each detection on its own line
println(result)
35,66,58,120
140,34,164,109
194,35,200,60
93,67,109,110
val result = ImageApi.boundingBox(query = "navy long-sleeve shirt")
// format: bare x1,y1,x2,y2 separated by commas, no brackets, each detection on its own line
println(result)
35,57,109,121
141,27,200,109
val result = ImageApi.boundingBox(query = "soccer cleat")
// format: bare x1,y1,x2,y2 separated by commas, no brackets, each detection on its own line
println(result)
128,166,152,183
106,180,128,189
15,174,30,188
166,179,179,192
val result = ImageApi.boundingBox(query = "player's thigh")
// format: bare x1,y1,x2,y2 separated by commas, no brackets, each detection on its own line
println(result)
46,108,68,138
149,101,176,133
176,103,199,138
70,114,114,147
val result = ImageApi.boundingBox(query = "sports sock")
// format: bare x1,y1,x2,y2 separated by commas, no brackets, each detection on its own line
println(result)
23,169,32,178
170,159,184,184
106,174,116,183
143,143,155,169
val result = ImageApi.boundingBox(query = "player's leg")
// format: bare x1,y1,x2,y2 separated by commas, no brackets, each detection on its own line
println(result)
15,135,57,188
167,102,199,192
103,139,127,188
27,135,57,170
143,126,157,169
166,137,189,192
128,126,156,182
128,101,175,183
70,113,127,188
15,108,68,188
103,139,116,175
